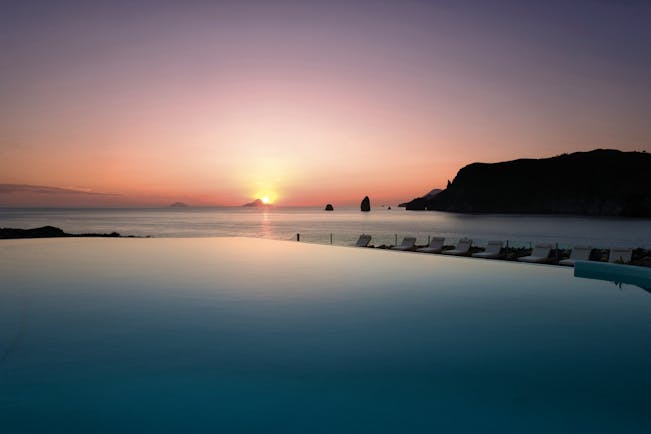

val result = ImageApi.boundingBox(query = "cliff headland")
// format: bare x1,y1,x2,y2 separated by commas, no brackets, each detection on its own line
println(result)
402,149,651,217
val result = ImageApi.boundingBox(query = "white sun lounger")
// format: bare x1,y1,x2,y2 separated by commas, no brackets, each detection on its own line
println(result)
608,247,633,264
442,238,472,256
517,243,552,263
559,246,592,267
471,240,504,259
391,237,417,251
416,237,445,253
355,234,372,247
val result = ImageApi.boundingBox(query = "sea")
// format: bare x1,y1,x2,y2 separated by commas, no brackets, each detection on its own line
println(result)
1,207,650,249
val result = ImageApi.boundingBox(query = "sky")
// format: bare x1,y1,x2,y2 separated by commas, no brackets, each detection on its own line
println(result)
1,0,650,207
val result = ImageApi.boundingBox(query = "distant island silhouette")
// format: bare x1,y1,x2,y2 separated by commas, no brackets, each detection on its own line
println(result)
0,226,136,239
401,149,651,217
169,202,189,208
243,199,271,207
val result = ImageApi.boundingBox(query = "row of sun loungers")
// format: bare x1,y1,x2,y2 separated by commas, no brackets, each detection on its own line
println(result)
355,235,634,265
391,236,473,255
518,243,633,265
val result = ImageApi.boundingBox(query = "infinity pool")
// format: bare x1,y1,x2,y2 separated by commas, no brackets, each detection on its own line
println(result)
1,238,650,433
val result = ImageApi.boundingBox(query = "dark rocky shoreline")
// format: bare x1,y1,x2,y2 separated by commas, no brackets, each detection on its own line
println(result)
0,226,139,239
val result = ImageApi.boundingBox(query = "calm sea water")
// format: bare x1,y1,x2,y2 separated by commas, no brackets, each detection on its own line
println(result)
1,207,650,248
1,238,650,433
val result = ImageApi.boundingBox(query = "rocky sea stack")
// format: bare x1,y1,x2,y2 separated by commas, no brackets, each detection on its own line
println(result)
324,204,334,211
403,149,651,217
361,196,371,212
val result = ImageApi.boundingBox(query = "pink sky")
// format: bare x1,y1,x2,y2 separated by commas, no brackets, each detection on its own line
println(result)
1,1,650,207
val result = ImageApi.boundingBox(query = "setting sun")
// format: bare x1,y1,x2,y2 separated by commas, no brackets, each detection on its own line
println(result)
254,189,278,205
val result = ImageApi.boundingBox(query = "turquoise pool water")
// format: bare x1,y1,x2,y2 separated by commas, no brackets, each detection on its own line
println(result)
1,238,650,433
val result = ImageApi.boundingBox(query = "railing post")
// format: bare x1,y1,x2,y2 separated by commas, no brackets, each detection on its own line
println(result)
330,233,333,245
296,233,300,242
395,233,398,245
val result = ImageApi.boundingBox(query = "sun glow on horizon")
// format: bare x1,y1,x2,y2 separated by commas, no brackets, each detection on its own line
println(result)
2,1,650,208
253,188,278,205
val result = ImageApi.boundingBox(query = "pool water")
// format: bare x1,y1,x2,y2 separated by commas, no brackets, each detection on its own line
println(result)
1,238,650,433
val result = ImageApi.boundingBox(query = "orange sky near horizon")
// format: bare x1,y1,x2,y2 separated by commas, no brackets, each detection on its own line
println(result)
1,1,650,207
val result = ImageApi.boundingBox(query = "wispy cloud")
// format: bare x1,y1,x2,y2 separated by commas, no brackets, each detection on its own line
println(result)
0,184,120,196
